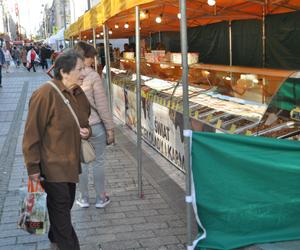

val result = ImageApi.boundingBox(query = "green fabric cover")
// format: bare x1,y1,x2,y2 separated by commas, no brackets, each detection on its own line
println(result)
232,19,262,67
270,78,300,111
192,132,300,250
266,11,300,70
137,11,300,69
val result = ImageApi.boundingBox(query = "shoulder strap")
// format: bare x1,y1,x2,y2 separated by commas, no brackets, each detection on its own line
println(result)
47,81,81,129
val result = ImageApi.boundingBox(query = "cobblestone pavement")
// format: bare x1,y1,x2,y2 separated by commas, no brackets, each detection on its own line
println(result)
0,67,299,250
0,67,188,250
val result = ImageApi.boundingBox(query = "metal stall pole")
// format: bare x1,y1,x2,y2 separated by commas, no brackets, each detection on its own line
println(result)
103,23,112,112
179,0,192,249
229,20,232,66
135,5,143,198
262,2,266,68
92,27,98,71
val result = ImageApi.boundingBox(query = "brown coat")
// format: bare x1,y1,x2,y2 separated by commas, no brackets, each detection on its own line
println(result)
22,79,91,183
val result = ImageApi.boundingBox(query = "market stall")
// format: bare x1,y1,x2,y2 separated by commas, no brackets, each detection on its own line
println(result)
108,58,300,168
64,1,300,249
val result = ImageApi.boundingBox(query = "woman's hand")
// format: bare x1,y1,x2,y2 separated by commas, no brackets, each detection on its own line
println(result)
106,129,115,145
80,128,90,139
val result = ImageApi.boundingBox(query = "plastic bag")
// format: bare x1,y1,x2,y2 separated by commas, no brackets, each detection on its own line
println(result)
17,178,49,235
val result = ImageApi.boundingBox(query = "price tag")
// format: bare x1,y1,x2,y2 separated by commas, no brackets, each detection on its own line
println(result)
245,130,252,136
171,101,176,109
229,124,237,133
194,111,199,118
216,119,222,129
206,114,212,122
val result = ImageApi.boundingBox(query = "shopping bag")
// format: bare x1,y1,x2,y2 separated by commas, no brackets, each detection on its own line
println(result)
17,178,49,235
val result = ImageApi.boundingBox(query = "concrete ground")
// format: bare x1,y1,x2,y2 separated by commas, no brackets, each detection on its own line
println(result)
0,66,299,250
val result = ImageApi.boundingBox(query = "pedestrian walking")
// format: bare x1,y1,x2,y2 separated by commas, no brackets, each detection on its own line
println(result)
0,45,5,87
20,47,27,67
26,47,38,72
74,41,114,209
3,47,12,73
11,46,20,68
40,45,48,70
22,50,91,250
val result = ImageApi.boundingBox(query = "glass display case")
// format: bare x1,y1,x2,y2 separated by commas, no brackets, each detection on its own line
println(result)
105,59,300,170
110,59,300,139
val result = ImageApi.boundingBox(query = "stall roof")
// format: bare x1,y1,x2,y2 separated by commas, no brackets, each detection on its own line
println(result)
65,0,300,39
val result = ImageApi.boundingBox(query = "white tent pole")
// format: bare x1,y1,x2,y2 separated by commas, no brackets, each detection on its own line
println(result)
179,0,193,249
135,5,143,198
92,27,98,71
103,23,112,112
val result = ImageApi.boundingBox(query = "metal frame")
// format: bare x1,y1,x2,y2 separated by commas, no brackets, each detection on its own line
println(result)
179,0,192,249
135,6,143,198
92,27,98,71
103,23,113,112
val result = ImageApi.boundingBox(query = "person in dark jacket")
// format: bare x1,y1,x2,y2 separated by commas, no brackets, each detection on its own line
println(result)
40,45,48,70
22,50,91,250
0,45,5,88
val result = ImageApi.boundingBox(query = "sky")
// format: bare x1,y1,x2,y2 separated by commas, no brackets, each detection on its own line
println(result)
7,0,53,36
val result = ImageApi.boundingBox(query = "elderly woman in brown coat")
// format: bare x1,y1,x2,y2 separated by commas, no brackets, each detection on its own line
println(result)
23,50,91,250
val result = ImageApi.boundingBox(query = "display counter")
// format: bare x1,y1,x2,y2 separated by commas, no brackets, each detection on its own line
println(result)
105,59,300,171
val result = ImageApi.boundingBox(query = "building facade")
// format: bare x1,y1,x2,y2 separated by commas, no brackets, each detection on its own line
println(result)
69,0,101,24
0,0,17,40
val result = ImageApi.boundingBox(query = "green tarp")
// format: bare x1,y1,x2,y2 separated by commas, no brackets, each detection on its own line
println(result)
191,132,300,249
270,77,300,111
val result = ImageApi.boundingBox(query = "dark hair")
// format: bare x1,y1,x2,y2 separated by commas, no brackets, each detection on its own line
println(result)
53,49,84,80
74,41,97,58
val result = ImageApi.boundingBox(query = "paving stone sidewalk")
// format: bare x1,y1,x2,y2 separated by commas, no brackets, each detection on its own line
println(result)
0,68,188,250
1,68,300,250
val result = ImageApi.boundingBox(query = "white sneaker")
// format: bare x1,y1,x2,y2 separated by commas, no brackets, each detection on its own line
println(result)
95,196,110,208
76,198,89,208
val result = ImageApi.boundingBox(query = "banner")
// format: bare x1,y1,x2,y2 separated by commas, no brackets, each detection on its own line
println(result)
112,84,126,122
122,86,185,171
141,101,185,171
191,132,300,249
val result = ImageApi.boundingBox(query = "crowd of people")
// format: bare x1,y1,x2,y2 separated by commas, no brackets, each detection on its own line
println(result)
0,43,58,73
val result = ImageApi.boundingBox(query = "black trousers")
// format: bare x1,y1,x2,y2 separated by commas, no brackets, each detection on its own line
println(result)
27,60,36,72
43,182,80,250
41,59,48,69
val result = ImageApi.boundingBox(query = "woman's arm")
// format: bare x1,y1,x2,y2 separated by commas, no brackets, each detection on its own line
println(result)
22,89,50,177
92,73,114,130
92,73,115,144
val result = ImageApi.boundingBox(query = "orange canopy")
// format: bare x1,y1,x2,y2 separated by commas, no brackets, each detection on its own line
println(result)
65,0,300,39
